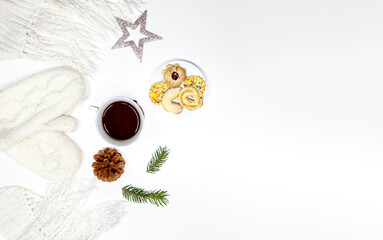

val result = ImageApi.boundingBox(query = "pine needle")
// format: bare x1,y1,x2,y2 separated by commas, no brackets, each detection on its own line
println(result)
146,146,170,174
122,185,169,207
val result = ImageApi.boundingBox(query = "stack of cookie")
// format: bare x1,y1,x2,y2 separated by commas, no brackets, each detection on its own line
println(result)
149,63,206,114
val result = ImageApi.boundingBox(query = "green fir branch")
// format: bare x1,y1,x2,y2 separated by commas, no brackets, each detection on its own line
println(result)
146,146,170,174
122,185,169,207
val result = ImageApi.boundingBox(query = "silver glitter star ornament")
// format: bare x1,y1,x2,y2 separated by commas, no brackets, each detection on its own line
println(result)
112,10,163,62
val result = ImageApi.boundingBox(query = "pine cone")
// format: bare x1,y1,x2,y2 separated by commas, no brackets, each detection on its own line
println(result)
92,148,125,182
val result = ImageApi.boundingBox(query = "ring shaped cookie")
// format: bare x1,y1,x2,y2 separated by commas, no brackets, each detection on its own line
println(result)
179,86,203,111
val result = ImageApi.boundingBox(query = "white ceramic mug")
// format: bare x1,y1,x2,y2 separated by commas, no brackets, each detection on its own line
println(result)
89,97,145,146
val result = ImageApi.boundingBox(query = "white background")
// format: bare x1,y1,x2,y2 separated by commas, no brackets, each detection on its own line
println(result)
1,0,383,239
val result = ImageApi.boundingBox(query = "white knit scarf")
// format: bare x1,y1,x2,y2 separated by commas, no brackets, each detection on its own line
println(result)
0,179,127,240
0,0,144,75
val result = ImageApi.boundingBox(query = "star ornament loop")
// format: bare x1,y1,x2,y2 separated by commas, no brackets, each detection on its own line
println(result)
112,10,163,62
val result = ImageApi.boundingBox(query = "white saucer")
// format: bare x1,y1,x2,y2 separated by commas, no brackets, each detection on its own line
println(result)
149,58,208,115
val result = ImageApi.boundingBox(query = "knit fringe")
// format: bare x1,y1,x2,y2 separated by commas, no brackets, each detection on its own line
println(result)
23,2,103,75
0,0,144,75
52,0,144,31
78,201,128,240
32,179,127,240
0,0,44,60
33,179,96,233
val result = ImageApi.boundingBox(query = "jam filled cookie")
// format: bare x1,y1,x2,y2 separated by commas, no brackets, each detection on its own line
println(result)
162,64,187,87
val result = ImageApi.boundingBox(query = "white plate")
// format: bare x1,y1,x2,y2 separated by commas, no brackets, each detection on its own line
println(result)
149,58,208,114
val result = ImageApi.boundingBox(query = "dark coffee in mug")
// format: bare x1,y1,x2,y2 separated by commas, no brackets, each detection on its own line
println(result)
102,101,141,140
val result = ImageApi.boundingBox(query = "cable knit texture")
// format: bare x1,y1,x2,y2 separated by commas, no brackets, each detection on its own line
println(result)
0,0,144,74
0,66,84,150
0,67,85,181
0,180,127,240
5,132,81,181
